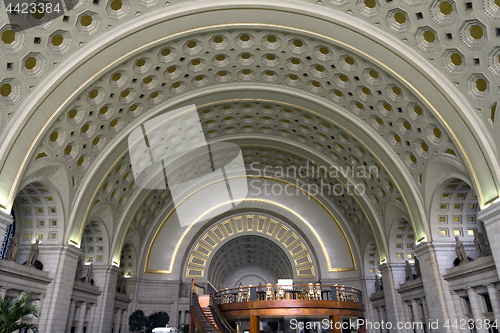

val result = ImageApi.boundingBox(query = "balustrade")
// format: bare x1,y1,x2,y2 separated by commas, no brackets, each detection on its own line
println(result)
213,283,362,305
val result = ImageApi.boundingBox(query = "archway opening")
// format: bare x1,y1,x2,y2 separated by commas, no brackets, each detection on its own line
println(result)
207,235,294,289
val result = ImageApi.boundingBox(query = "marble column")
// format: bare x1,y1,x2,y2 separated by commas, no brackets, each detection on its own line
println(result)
414,243,455,333
372,307,381,333
378,307,386,333
125,278,139,333
65,299,76,332
467,288,487,333
113,308,122,333
401,302,412,333
90,265,120,333
379,263,403,332
88,304,97,333
410,299,424,333
479,202,500,278
421,297,430,327
122,307,128,333
0,210,13,246
487,284,500,323
76,302,87,333
37,245,81,333
363,276,377,328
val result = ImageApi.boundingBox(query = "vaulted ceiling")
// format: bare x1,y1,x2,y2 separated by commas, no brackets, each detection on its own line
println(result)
1,0,499,273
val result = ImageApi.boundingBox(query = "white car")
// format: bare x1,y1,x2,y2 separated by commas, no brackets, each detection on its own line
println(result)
153,325,178,333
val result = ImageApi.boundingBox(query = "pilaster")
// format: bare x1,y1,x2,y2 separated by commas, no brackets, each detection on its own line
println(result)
487,284,500,323
113,308,122,333
467,288,487,333
379,263,403,332
76,301,87,333
37,244,81,333
90,265,120,333
66,300,76,332
125,277,139,328
414,242,455,333
362,276,377,330
410,299,424,333
121,307,128,333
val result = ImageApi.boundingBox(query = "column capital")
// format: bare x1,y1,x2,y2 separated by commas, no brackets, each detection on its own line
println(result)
414,241,434,257
478,201,500,225
64,244,84,259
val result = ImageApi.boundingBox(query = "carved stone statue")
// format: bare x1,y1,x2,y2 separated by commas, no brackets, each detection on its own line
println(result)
75,259,83,281
405,260,414,281
473,228,487,257
455,237,468,264
85,263,93,284
374,275,381,292
27,239,39,267
5,233,19,261
116,276,126,294
414,256,421,278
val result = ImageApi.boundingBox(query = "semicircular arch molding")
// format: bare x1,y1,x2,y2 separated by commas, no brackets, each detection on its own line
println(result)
184,213,316,281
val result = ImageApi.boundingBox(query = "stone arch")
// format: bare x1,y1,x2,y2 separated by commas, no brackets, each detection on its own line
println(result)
183,212,317,283
12,181,65,249
4,0,499,260
119,242,137,278
428,177,482,247
207,235,295,289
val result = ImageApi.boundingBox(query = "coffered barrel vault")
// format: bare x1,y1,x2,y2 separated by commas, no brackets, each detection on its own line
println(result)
1,3,500,249
1,1,500,332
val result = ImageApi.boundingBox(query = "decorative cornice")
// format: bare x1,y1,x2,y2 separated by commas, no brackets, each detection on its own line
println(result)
478,201,500,224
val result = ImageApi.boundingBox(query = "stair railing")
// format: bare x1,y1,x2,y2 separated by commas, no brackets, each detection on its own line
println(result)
210,294,236,333
191,292,220,333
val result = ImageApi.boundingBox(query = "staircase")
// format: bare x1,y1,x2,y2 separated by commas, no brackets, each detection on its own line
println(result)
201,306,219,332
191,293,221,333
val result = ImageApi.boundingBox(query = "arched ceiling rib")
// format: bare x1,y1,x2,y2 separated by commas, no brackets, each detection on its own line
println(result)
1,0,499,138
110,139,393,267
28,30,461,195
23,30,467,246
57,90,453,254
